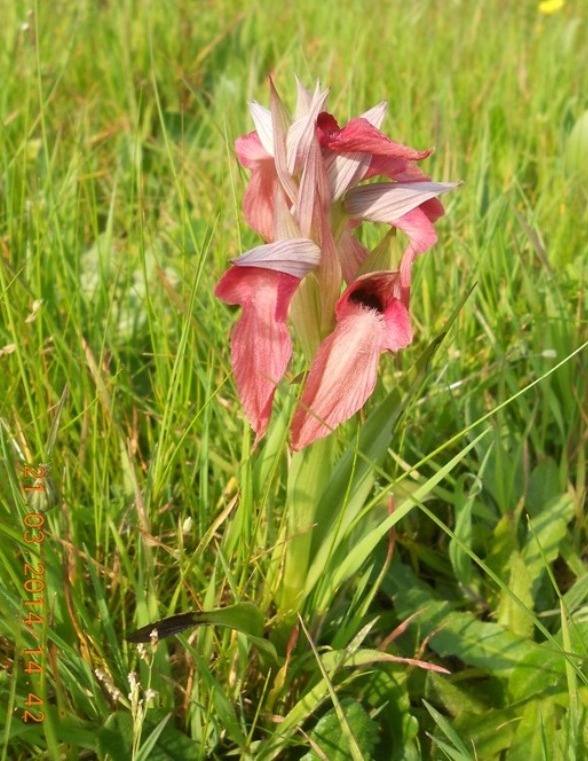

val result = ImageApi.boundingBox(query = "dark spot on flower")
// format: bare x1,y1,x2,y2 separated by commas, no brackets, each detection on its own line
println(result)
349,287,383,313
316,112,340,137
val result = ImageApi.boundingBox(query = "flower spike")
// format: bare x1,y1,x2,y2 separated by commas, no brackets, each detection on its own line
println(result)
216,78,460,447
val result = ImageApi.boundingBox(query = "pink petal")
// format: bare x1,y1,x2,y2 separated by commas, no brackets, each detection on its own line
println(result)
319,116,432,161
316,110,342,141
291,273,412,449
294,77,314,116
242,160,279,241
365,153,432,182
321,98,387,200
215,266,299,441
396,199,444,257
395,198,446,300
319,109,428,199
234,131,278,240
235,131,270,168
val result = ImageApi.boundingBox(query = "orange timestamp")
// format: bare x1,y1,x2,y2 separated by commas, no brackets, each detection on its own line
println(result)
21,464,50,724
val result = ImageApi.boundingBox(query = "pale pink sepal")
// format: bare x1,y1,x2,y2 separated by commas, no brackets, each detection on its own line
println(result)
215,266,300,441
235,131,277,241
297,136,331,239
235,130,271,167
360,101,388,129
337,226,369,284
345,181,460,224
269,79,298,208
291,272,412,450
327,151,373,202
286,87,329,175
294,77,314,116
249,102,274,156
233,238,321,278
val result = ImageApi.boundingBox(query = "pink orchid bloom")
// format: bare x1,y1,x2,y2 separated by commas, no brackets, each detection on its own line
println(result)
291,271,412,450
214,239,320,442
216,79,459,448
235,82,458,290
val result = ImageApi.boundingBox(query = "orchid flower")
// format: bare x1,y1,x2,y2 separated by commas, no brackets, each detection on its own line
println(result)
291,271,412,450
215,79,459,447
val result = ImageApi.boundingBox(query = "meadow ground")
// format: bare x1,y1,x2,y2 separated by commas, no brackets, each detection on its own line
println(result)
0,0,587,759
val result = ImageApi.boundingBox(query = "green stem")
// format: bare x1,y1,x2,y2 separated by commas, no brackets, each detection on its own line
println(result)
278,436,335,617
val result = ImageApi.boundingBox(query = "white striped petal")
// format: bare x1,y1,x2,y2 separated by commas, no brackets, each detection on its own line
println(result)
345,181,461,223
360,101,388,129
327,151,372,200
233,238,321,278
249,102,274,156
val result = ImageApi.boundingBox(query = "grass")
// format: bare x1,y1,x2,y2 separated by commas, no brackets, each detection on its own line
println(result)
0,0,587,758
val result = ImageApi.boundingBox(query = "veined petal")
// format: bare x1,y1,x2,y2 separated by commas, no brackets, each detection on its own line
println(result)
270,79,298,206
346,181,460,224
233,238,321,278
294,78,328,119
249,102,274,156
294,77,313,116
297,136,331,238
291,272,412,449
249,100,274,156
215,266,300,441
242,158,279,241
287,87,329,174
321,117,432,161
360,101,388,129
365,153,431,182
327,151,373,201
321,110,432,198
337,225,369,283
274,186,303,239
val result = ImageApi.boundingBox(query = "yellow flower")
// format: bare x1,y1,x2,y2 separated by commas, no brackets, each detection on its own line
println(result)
539,0,565,14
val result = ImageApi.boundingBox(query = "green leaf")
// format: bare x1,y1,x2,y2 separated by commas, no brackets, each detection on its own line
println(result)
301,698,378,761
449,704,519,759
507,621,588,702
389,560,546,676
314,428,489,608
521,493,574,596
127,602,263,641
279,436,336,615
127,602,279,662
506,699,555,761
497,551,534,638
423,700,474,761
448,473,483,586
